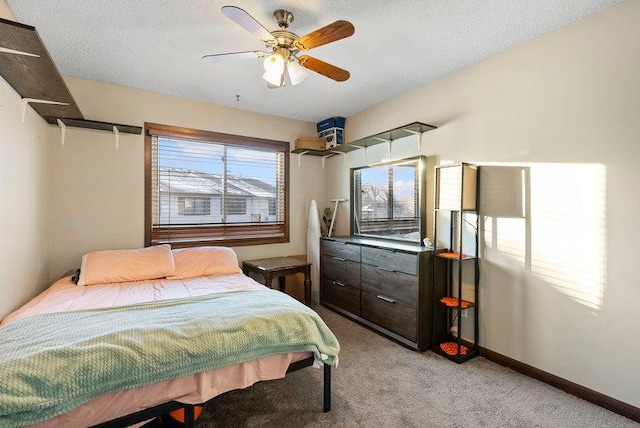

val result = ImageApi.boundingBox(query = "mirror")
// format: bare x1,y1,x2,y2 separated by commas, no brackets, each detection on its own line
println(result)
351,155,428,243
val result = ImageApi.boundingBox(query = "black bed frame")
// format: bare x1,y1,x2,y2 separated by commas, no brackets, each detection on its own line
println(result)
90,356,331,428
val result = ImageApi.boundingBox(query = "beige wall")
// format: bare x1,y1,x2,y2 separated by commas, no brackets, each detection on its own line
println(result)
49,78,324,281
0,0,13,20
0,0,51,318
326,1,640,408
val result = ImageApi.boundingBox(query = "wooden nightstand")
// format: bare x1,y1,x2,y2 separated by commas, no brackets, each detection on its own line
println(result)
242,256,312,306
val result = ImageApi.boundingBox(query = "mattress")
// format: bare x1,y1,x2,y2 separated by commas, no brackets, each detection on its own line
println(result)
1,274,312,427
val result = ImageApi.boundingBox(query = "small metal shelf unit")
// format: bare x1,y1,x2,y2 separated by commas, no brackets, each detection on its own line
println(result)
432,163,480,363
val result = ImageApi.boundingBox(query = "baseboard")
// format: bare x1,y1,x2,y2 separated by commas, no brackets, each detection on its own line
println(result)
479,347,640,423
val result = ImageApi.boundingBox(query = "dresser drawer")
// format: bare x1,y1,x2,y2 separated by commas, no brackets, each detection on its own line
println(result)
322,255,360,289
323,239,361,262
361,291,417,341
361,264,418,307
321,278,361,316
361,246,417,275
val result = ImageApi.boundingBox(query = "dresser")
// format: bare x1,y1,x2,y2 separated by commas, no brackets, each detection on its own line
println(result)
320,236,436,351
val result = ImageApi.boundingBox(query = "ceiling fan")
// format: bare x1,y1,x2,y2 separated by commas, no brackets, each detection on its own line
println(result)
203,6,355,88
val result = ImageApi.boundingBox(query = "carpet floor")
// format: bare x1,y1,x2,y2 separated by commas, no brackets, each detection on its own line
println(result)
150,305,638,427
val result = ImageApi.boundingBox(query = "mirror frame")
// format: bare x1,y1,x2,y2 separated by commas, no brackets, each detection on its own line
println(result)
350,155,428,244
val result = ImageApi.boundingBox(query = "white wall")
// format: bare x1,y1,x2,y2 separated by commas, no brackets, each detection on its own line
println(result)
326,1,640,408
0,4,51,318
48,77,325,281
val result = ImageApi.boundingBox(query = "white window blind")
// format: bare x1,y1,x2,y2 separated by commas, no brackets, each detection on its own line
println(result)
145,123,289,247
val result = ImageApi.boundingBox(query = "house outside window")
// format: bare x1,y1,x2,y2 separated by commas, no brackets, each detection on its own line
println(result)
145,123,289,247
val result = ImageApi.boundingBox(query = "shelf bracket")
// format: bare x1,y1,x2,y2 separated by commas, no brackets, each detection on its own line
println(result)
401,128,422,152
374,137,393,157
373,137,390,143
56,118,66,146
297,151,309,167
21,98,69,124
0,46,39,58
322,153,333,170
113,125,120,151
403,128,421,136
351,144,367,160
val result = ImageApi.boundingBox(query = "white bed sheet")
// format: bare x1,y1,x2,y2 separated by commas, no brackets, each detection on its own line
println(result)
1,274,312,427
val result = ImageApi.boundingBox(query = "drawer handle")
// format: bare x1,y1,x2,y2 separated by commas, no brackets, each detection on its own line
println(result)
376,295,396,304
377,266,395,273
333,281,346,287
333,257,347,261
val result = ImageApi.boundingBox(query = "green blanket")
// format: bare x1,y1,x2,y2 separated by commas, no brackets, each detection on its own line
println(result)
0,288,340,427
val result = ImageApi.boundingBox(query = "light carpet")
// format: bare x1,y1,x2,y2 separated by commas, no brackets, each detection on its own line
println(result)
153,305,638,427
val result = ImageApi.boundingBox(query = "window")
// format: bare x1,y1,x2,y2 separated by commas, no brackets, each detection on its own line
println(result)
145,123,289,247
351,156,426,243
178,197,211,216
226,199,247,215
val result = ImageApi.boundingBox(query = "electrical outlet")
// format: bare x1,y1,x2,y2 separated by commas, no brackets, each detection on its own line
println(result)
461,310,468,318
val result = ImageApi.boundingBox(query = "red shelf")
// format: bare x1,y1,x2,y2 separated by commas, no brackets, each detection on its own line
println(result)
439,296,474,309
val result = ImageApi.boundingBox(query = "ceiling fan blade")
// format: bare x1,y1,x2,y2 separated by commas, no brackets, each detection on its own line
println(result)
299,55,350,82
221,6,277,44
293,20,355,51
202,50,265,63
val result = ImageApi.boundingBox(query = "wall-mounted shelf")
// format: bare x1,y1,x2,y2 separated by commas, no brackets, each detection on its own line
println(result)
43,117,142,135
0,17,141,135
292,121,437,157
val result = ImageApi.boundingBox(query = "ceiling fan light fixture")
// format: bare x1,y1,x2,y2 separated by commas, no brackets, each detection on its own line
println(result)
262,52,286,86
286,59,308,85
263,52,284,73
263,70,284,87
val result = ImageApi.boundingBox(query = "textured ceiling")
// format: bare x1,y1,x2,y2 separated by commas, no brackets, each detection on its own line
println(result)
6,0,621,123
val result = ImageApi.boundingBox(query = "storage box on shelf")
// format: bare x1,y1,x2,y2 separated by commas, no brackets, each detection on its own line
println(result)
432,163,480,363
319,127,344,148
316,116,346,133
295,137,327,151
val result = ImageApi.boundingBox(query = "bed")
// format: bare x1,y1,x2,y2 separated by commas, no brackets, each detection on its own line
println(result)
0,245,340,427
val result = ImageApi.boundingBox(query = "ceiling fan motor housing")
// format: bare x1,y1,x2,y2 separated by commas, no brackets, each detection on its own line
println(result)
270,30,299,57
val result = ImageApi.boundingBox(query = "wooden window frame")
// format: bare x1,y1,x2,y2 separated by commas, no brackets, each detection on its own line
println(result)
144,122,290,248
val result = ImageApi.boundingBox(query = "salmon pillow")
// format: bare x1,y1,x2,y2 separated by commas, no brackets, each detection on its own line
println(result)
168,246,242,280
78,245,176,286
